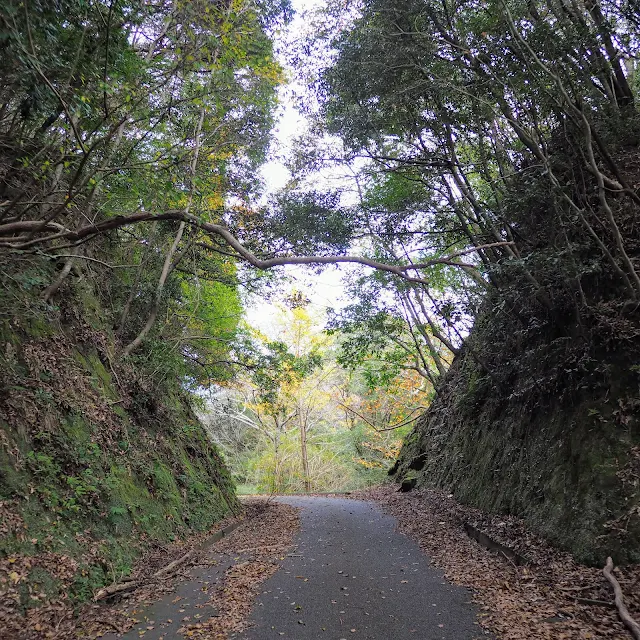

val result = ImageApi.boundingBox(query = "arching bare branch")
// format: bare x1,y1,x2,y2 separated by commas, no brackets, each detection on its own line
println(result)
0,213,512,286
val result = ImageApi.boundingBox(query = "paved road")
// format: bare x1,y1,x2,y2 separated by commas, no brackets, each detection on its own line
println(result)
238,497,485,640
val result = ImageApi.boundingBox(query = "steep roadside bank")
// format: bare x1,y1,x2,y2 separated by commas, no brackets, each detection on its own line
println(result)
392,314,640,565
392,138,640,566
0,256,237,626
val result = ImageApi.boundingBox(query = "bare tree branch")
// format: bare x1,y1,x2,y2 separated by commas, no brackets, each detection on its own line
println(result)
0,214,512,288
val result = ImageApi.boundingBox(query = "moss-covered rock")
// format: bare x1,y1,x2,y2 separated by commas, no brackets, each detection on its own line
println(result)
0,256,237,610
394,306,640,566
394,132,640,566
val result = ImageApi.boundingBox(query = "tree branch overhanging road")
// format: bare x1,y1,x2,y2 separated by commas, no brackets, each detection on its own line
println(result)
0,212,512,286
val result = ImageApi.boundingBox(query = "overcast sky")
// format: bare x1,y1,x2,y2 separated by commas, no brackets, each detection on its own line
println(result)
247,0,356,334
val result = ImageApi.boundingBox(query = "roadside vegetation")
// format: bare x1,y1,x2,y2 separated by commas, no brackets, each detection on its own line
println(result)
1,0,640,635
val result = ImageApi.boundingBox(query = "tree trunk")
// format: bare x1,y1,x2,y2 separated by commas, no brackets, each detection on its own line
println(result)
121,221,186,357
121,109,204,357
298,405,311,493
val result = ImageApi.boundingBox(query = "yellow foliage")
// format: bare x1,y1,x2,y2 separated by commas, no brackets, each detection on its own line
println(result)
207,192,225,210
352,457,385,470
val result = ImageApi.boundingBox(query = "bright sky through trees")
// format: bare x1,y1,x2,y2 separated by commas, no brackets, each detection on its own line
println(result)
251,0,354,324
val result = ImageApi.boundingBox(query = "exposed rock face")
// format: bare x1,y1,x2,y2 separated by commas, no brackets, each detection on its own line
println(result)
393,311,640,565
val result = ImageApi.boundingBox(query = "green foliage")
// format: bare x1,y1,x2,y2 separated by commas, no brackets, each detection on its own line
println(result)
249,338,323,408
0,0,293,385
261,190,357,255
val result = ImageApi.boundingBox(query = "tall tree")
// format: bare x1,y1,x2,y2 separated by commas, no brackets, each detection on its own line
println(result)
0,0,291,384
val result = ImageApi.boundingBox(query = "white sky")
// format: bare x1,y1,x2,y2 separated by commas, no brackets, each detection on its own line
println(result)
247,0,356,334
258,0,322,193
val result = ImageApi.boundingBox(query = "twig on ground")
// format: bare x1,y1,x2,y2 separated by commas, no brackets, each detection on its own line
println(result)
230,544,284,554
574,597,615,608
94,550,195,601
93,579,139,601
556,584,598,592
153,550,194,578
603,556,640,640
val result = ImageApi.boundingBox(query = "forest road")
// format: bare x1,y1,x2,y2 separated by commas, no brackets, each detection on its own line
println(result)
237,496,486,640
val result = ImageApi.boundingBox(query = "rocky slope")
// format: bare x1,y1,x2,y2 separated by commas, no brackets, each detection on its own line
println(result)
392,137,640,566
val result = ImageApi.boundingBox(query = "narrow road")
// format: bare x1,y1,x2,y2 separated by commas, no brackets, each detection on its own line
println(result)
239,497,485,640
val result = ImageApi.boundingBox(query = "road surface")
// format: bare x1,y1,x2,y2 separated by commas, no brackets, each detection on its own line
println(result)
239,496,485,640
102,496,486,640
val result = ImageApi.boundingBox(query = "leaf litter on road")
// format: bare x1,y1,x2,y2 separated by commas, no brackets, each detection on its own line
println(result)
356,486,640,640
0,500,298,640
179,499,300,639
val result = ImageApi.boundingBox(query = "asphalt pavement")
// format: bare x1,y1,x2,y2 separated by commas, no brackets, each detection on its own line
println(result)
238,496,486,640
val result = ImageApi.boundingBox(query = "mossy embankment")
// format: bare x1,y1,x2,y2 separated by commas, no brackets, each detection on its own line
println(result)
0,255,237,611
393,341,640,565
393,134,640,566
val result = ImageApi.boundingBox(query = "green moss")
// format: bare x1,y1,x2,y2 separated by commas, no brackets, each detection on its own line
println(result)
405,353,640,564
73,350,118,400
25,316,56,339
112,404,128,420
27,567,60,600
0,444,29,500
74,279,106,330
151,461,181,513
1,399,234,604
60,413,92,443
0,259,237,611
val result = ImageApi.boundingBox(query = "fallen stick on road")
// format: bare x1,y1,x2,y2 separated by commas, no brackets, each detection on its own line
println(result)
93,550,194,601
93,579,139,601
603,556,640,640
153,550,194,578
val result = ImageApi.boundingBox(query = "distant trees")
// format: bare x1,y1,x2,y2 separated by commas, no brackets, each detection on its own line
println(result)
203,303,429,492
203,305,336,492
